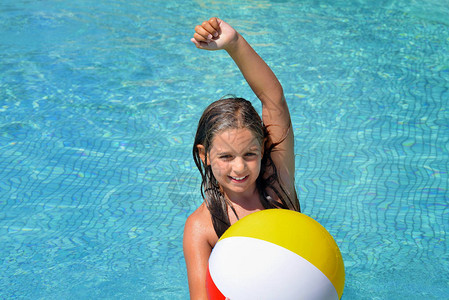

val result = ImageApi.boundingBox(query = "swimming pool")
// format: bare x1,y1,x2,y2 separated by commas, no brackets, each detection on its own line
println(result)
1,0,448,298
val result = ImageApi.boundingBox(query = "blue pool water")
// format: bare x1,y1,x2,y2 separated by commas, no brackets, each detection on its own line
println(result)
1,0,448,299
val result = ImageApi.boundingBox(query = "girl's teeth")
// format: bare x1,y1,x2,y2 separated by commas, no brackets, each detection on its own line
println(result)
232,176,246,180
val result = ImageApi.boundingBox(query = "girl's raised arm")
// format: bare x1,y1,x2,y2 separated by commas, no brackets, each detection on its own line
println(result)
192,18,297,208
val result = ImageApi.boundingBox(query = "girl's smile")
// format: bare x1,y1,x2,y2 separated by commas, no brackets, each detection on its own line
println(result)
229,175,248,182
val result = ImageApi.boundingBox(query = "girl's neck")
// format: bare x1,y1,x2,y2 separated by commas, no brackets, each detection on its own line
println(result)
225,188,264,225
224,186,262,211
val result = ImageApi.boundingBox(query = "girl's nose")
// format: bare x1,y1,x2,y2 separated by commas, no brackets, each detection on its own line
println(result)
233,157,246,173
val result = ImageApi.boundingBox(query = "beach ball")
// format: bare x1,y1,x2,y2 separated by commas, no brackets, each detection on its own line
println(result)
206,209,345,300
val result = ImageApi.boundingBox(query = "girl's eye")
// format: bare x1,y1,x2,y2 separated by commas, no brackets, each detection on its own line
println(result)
219,155,232,160
244,153,259,160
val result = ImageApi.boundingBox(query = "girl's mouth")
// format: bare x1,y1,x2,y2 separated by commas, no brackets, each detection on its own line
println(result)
229,175,249,182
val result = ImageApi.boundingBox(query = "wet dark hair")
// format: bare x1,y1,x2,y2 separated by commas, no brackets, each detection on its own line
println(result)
193,97,300,237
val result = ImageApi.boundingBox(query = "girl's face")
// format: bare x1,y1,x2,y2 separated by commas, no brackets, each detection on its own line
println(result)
206,128,263,199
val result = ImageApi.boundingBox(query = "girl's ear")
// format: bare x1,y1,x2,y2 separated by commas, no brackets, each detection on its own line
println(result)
197,144,208,165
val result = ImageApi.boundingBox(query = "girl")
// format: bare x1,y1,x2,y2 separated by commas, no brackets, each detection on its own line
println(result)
183,17,300,299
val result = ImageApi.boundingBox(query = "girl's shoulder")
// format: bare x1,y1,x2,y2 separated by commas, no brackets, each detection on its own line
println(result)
184,202,218,248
